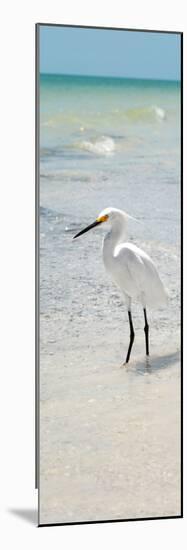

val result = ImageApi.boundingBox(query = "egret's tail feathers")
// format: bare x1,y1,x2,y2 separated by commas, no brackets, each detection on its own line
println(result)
148,285,168,308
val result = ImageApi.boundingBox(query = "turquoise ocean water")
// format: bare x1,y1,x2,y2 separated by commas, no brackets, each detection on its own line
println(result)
40,74,180,363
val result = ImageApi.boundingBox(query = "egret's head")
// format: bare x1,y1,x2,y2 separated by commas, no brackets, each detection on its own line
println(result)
73,207,130,239
97,207,128,223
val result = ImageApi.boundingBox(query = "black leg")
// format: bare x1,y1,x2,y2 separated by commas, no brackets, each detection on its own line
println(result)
143,308,149,356
125,310,135,363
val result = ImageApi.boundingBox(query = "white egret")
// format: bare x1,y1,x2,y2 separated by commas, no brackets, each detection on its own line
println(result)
73,207,167,363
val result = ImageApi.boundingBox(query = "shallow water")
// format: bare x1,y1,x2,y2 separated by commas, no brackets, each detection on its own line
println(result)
39,74,181,524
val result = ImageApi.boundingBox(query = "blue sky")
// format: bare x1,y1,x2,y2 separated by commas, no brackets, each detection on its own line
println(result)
39,25,181,80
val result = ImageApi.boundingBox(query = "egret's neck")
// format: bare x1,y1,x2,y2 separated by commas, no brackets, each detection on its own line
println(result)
102,221,127,270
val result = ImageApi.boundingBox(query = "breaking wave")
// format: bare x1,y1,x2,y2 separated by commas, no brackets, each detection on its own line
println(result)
78,136,115,155
41,105,167,133
125,105,166,122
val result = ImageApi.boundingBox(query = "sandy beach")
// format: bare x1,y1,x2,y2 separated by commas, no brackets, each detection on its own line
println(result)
39,340,181,524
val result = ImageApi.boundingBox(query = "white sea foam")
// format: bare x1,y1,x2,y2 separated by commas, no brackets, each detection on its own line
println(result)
152,105,166,120
125,105,166,122
80,136,115,155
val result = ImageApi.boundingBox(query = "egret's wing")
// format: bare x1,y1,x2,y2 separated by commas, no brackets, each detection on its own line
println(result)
114,243,167,306
114,244,146,296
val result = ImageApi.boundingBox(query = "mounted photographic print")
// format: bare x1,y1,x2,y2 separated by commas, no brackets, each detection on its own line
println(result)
36,24,182,526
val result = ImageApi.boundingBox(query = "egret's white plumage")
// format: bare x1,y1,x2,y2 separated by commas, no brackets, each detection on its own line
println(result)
100,207,167,309
73,207,167,362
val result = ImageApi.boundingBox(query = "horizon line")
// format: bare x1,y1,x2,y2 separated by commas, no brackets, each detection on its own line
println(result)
40,72,180,83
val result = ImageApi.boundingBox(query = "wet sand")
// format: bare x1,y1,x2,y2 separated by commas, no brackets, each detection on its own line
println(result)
39,345,181,524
